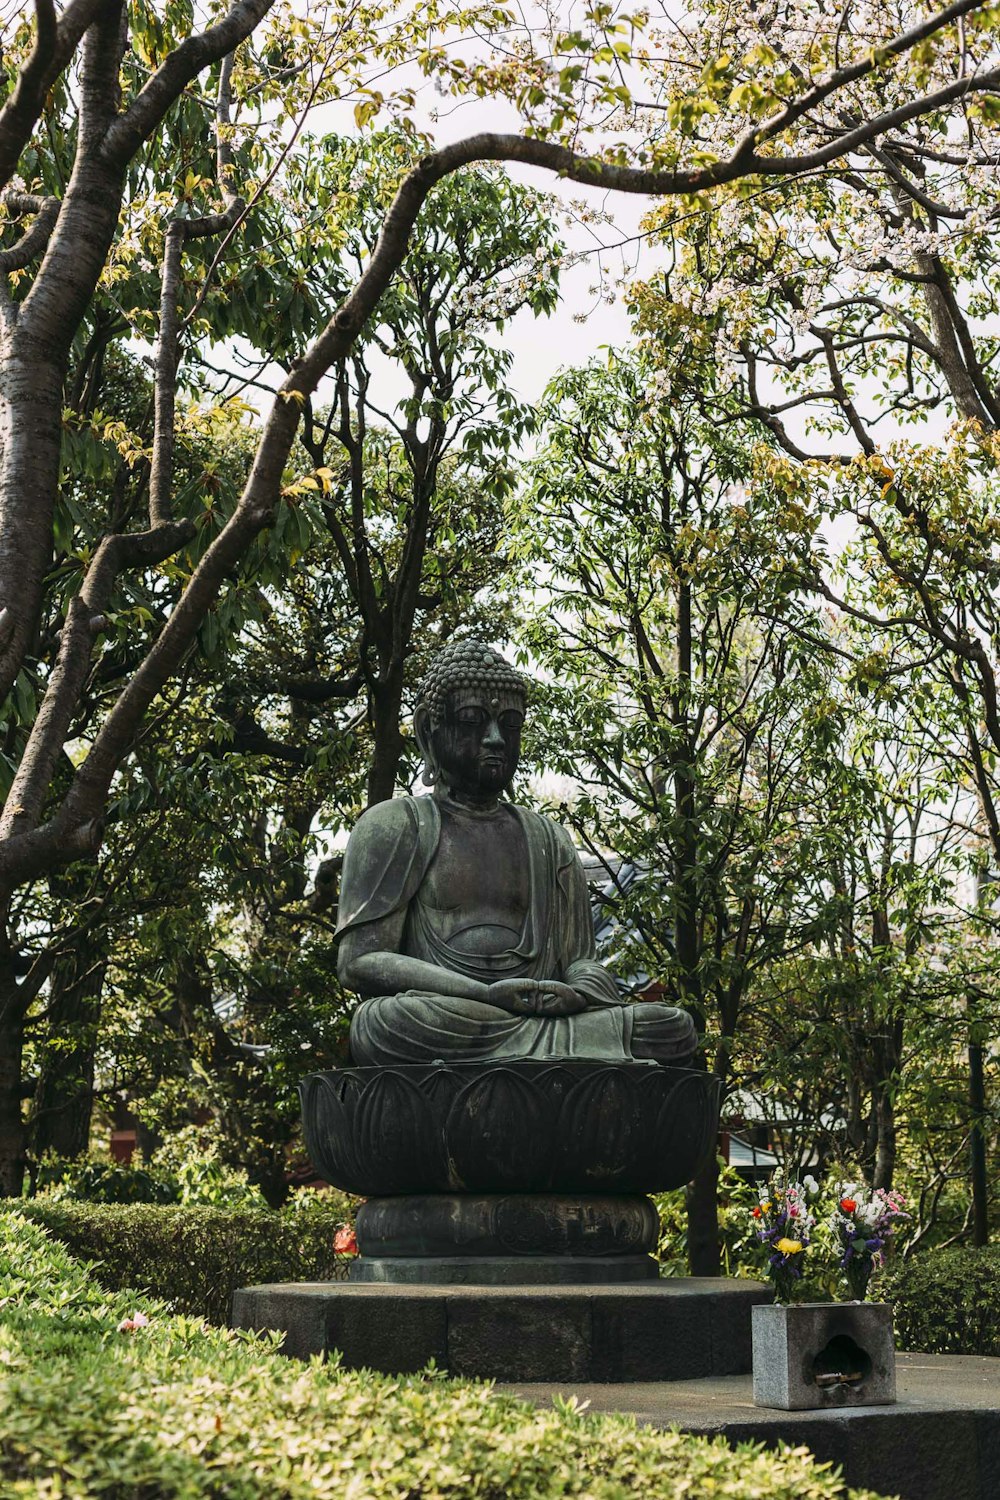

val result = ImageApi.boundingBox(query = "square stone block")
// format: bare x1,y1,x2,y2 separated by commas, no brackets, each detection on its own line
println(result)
752,1301,896,1411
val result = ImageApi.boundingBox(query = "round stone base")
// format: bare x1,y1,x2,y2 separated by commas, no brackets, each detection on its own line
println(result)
356,1193,658,1260
348,1254,660,1284
231,1277,774,1378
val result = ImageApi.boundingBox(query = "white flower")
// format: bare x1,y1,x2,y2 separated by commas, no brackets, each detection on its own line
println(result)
803,1174,820,1197
117,1310,150,1332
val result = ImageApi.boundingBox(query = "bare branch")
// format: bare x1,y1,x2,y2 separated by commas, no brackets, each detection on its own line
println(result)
0,520,194,846
149,53,245,527
280,671,364,703
78,0,127,150
148,221,187,526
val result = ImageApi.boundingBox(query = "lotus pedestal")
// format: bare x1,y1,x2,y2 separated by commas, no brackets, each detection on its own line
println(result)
299,1059,720,1284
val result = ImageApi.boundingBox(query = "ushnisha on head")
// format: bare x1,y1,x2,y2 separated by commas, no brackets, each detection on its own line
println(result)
414,640,527,804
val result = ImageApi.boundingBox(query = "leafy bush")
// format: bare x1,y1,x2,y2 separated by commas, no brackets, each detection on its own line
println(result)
33,1138,274,1207
0,1211,888,1499
11,1196,357,1323
884,1244,1000,1355
33,1153,182,1203
149,1129,278,1206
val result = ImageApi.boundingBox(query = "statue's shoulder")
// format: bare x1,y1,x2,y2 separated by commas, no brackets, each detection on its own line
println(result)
350,793,419,835
346,793,438,852
337,796,439,934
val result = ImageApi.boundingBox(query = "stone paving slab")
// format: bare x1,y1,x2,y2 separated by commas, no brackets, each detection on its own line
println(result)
506,1353,1000,1500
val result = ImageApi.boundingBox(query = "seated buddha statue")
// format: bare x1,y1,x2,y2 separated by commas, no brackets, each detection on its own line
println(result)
336,640,697,1067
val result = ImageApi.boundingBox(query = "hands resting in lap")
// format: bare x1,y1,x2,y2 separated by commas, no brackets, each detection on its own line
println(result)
486,978,587,1017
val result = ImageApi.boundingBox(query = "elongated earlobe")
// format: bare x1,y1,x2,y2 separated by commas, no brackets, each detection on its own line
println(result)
414,705,439,788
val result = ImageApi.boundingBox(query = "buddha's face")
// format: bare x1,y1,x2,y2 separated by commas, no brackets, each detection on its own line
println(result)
431,688,525,800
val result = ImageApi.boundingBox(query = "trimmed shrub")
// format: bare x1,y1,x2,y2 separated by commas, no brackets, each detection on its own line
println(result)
11,1196,357,1323
884,1244,1000,1355
0,1211,888,1499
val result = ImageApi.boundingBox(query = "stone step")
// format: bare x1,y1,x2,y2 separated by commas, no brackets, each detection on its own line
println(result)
231,1277,772,1382
509,1353,1000,1500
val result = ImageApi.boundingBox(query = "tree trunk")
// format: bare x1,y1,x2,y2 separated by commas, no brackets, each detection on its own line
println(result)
669,573,718,1275
969,1031,990,1247
872,1088,896,1191
366,670,406,806
0,347,64,706
687,1137,721,1276
29,866,109,1161
30,948,106,1160
0,971,26,1197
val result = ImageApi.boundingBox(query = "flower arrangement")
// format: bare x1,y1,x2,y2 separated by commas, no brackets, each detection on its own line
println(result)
747,1170,909,1304
749,1171,820,1303
829,1183,908,1301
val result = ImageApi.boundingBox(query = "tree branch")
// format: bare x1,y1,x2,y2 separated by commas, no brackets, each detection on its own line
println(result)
6,28,1000,882
149,52,245,527
0,0,105,194
737,0,995,162
0,521,194,846
280,671,364,703
101,0,276,171
0,194,61,275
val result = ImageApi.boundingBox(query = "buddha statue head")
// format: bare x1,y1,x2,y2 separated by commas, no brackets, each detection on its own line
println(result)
414,640,527,803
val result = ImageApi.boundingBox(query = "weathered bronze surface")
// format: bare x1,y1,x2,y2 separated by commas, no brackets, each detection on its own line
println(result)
355,1192,660,1258
300,1060,721,1195
336,639,697,1066
303,642,716,1282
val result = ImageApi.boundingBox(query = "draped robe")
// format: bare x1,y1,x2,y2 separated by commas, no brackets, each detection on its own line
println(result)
337,795,692,1065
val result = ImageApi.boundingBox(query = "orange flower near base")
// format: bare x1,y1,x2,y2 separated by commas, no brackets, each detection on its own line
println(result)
840,1198,857,1213
333,1225,359,1255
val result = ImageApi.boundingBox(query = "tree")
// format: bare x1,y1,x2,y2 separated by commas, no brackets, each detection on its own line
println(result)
749,664,977,1192
1,0,998,1195
630,0,1000,870
514,345,846,1270
289,132,558,804
21,139,555,1193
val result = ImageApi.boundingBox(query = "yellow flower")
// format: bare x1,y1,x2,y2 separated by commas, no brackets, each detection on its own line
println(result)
775,1237,803,1256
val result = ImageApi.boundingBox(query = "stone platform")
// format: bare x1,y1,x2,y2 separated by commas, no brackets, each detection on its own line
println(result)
510,1353,1000,1500
230,1277,772,1382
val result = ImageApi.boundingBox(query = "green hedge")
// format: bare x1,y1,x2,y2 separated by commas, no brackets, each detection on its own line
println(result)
0,1212,888,1500
884,1244,1000,1356
11,1198,355,1324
